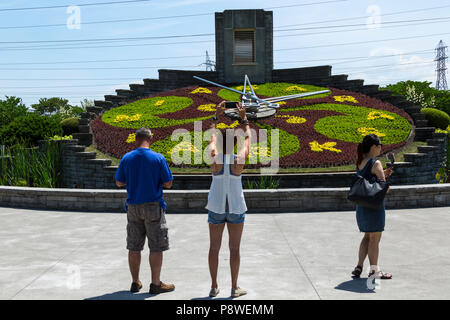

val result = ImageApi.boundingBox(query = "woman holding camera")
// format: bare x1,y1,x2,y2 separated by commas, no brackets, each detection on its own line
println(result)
205,101,251,298
351,134,393,280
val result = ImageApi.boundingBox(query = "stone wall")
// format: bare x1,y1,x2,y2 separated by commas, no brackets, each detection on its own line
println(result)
1,184,449,213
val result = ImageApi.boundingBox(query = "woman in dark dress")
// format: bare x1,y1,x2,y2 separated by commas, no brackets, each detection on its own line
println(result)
351,134,393,279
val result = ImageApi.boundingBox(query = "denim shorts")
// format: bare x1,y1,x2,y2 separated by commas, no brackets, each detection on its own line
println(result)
207,210,246,224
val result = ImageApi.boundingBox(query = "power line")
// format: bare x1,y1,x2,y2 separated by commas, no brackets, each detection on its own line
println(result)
274,32,450,52
0,65,200,71
0,0,153,12
0,49,433,68
2,15,449,45
0,55,205,66
0,0,347,29
0,1,444,31
274,4,450,28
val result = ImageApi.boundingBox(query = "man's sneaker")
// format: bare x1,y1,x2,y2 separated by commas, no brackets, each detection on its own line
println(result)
231,287,247,298
130,281,142,293
209,287,220,297
149,281,175,294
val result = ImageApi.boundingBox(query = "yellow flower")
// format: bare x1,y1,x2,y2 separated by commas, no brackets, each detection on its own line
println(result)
286,116,307,124
168,141,200,155
114,114,141,123
198,104,216,112
276,115,307,124
154,100,165,106
285,85,307,92
216,121,240,129
114,114,129,122
249,145,272,158
334,95,359,103
367,111,394,121
236,85,259,92
126,133,136,144
357,127,386,137
278,101,287,105
310,141,342,153
190,87,212,94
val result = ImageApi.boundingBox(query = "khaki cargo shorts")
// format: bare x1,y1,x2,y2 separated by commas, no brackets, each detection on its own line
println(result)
126,201,169,252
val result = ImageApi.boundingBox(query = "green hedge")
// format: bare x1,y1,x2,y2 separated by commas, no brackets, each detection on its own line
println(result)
0,114,63,146
421,108,450,130
61,117,80,136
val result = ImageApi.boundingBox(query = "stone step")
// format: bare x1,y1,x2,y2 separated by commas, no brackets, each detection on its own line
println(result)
404,106,422,114
368,90,392,100
64,144,86,152
143,78,161,87
403,153,427,163
425,138,445,146
116,89,137,98
86,158,112,166
74,152,97,159
358,84,379,94
386,161,413,168
415,119,429,127
412,113,426,121
86,106,103,114
72,133,93,147
129,84,158,95
329,74,349,82
78,125,90,134
104,95,128,103
94,100,113,109
78,118,90,125
396,100,415,109
384,95,405,105
414,127,437,141
417,145,439,153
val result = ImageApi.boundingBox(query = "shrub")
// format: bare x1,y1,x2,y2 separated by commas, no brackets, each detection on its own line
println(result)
0,96,28,129
421,108,450,130
61,117,80,135
0,114,63,146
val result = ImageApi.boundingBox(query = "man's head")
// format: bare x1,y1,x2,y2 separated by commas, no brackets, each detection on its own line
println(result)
135,127,153,148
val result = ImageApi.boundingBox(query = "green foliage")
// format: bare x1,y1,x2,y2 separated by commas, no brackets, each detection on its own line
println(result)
280,103,412,145
382,80,450,115
61,117,80,135
0,113,63,146
0,142,63,187
31,97,82,119
0,96,28,129
246,175,281,189
421,108,450,130
102,96,212,129
217,82,331,101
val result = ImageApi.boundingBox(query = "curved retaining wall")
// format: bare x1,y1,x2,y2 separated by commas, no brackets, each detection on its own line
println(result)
1,184,449,213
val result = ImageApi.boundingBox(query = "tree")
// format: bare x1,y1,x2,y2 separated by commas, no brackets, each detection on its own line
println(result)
0,96,28,129
31,97,86,119
382,81,450,115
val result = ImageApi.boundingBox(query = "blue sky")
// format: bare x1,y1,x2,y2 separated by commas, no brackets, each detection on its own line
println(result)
0,0,449,107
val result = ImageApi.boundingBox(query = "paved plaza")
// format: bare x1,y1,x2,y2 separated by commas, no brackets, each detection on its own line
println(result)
0,205,449,300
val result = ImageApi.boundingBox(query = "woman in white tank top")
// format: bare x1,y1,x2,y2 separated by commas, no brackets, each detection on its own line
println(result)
205,101,251,298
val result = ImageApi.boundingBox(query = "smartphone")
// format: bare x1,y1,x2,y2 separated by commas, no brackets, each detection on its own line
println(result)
225,101,238,108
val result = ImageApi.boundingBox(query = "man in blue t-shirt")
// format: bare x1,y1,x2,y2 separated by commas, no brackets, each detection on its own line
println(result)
115,127,175,295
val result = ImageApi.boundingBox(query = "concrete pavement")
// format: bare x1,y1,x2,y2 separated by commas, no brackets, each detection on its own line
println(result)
0,206,449,300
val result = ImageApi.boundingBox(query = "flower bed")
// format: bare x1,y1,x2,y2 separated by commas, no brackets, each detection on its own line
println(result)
91,84,413,168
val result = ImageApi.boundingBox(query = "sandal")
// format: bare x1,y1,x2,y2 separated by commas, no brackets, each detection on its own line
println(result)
351,265,363,278
368,270,392,279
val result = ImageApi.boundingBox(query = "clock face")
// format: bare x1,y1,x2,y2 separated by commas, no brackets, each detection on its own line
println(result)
92,83,412,168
